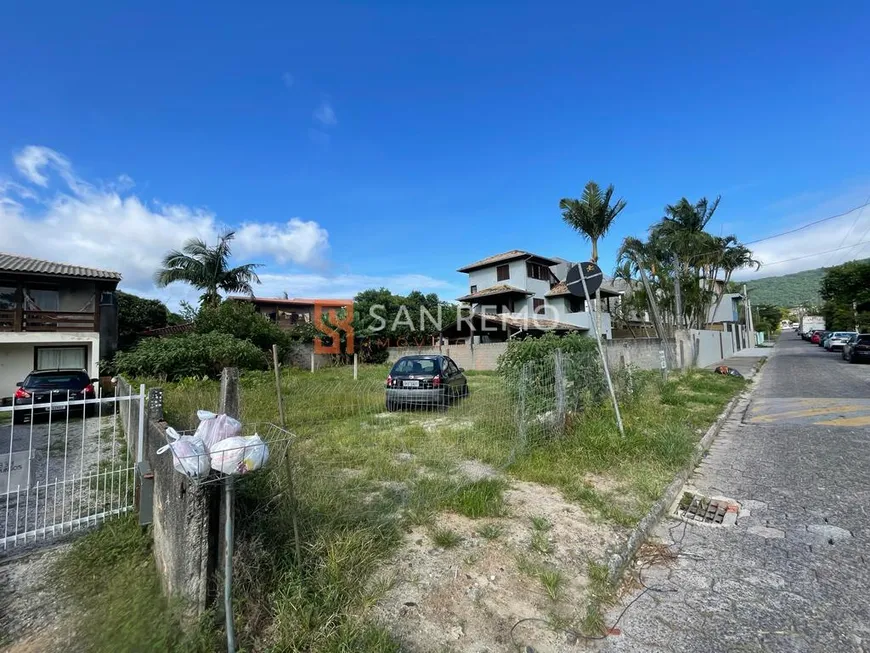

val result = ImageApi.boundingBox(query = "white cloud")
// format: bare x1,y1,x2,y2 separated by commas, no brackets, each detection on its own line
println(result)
735,187,870,280
282,72,294,89
234,219,329,266
0,145,459,309
313,101,337,126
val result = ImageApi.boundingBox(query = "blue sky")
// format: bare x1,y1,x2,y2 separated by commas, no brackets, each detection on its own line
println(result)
2,1,869,306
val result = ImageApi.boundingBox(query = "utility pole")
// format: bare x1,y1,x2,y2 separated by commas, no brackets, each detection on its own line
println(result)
742,284,753,343
853,301,859,333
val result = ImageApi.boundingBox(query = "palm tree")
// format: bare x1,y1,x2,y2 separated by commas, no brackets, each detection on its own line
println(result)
155,230,262,307
708,239,760,322
560,181,627,263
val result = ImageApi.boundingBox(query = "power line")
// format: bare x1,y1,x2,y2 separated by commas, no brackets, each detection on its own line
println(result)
822,193,870,267
742,199,870,246
756,238,870,268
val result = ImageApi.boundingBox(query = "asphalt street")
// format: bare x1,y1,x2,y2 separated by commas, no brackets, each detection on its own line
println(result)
598,332,870,653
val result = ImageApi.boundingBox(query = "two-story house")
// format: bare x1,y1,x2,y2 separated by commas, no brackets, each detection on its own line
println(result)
0,254,120,395
229,296,353,328
455,250,620,340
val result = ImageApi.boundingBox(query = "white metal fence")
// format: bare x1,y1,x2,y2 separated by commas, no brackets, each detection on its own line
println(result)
0,382,145,550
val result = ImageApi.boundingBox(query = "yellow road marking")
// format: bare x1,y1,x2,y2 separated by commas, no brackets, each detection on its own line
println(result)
750,405,869,423
816,415,870,427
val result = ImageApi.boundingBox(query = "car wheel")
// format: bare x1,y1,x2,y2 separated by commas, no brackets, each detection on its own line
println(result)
461,383,470,398
386,397,398,412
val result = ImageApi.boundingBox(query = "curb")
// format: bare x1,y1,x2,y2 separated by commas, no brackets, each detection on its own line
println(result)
604,363,765,585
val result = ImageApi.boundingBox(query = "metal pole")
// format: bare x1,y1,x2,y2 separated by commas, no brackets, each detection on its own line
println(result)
578,264,625,436
854,301,859,333
742,284,752,338
272,344,285,427
224,476,236,653
673,255,683,329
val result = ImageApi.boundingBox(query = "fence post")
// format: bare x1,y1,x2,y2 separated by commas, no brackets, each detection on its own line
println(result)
517,363,529,455
219,368,240,653
272,345,285,427
137,384,146,465
353,353,358,380
554,349,566,435
310,352,315,373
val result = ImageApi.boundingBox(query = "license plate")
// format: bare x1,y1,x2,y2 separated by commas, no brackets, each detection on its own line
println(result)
403,380,420,388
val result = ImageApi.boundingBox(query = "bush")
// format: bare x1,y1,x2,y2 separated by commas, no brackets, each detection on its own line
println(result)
114,332,267,380
496,332,598,379
195,300,297,352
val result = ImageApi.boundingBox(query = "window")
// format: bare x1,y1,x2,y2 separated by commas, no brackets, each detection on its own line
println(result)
469,285,477,295
533,298,545,314
526,262,551,281
35,346,87,371
496,264,510,281
0,287,15,309
27,289,59,311
446,359,460,375
392,358,440,374
567,297,585,313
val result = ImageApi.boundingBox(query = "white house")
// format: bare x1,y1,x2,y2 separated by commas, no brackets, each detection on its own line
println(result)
454,250,620,340
0,254,120,397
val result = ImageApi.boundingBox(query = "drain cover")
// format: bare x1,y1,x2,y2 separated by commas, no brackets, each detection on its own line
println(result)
676,492,739,525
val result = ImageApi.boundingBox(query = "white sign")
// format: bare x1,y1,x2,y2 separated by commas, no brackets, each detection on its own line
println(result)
0,451,31,495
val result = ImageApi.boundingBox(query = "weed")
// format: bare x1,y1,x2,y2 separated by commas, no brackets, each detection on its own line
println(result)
477,523,504,540
538,568,564,601
530,530,553,555
451,478,507,518
579,560,618,636
530,515,551,531
432,527,462,548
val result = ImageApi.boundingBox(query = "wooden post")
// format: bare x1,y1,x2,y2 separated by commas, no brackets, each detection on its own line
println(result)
219,367,240,419
271,345,285,427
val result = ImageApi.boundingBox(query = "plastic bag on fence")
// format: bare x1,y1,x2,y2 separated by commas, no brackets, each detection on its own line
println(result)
157,427,211,479
194,410,242,451
209,434,270,475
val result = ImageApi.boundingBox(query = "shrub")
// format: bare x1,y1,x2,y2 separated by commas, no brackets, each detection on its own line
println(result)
496,332,598,378
195,300,296,352
114,331,267,380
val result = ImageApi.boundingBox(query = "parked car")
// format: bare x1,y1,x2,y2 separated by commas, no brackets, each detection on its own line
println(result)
844,334,870,363
811,330,826,344
13,369,98,424
825,331,857,352
385,355,468,410
842,334,860,360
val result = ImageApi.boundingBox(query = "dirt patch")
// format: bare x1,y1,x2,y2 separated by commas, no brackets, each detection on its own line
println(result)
0,544,72,652
373,477,622,652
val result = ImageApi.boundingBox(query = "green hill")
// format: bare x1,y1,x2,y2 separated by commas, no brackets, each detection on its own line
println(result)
744,267,827,307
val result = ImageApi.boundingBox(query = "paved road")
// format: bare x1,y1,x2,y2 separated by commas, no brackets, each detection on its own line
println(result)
598,332,870,653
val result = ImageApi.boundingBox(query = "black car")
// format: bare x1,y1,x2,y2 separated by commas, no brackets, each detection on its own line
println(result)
13,369,99,423
844,334,870,364
385,355,468,410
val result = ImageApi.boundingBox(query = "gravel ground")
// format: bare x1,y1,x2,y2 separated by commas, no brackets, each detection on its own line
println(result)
1,410,132,551
595,333,870,653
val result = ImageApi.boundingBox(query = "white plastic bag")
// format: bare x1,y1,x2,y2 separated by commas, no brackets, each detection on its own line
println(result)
194,410,242,451
157,427,211,479
210,435,270,475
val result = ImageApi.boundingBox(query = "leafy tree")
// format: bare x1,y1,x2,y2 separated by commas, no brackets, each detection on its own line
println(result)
820,260,870,331
195,300,301,354
154,231,262,307
116,291,170,350
559,181,626,263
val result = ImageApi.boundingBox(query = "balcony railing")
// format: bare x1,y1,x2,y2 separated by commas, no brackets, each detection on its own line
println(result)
0,309,98,333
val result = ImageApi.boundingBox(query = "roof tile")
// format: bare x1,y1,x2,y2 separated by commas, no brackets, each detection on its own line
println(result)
0,253,121,281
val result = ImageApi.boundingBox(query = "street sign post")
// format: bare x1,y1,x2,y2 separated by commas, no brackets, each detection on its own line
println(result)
568,262,625,437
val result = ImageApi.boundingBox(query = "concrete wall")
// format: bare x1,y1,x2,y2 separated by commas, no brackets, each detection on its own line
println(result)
0,333,99,396
388,342,508,371
605,337,675,371
286,341,334,370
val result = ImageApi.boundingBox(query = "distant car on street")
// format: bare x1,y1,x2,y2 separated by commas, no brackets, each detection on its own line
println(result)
13,369,98,424
824,332,856,352
811,330,826,345
844,334,870,364
385,355,469,411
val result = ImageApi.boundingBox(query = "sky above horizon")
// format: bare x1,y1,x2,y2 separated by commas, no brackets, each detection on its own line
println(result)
2,2,869,308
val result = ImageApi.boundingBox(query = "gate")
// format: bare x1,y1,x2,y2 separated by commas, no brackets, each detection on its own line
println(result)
0,381,145,550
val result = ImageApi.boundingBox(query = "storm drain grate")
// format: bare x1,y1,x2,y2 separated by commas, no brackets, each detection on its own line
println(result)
676,492,737,524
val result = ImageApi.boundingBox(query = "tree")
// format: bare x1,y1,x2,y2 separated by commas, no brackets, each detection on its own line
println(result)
154,231,262,307
559,181,626,263
116,291,170,350
820,260,870,331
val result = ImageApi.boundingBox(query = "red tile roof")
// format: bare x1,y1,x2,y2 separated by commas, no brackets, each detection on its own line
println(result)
0,252,121,281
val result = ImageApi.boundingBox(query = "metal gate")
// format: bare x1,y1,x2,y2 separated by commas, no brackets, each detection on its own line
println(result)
0,381,145,550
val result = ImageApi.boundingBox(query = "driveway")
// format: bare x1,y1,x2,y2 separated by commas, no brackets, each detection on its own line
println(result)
597,332,870,652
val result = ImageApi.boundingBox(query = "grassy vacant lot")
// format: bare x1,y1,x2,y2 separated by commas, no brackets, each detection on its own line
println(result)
54,362,745,651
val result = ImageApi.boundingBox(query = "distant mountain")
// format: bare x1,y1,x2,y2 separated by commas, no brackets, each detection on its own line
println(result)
743,267,828,307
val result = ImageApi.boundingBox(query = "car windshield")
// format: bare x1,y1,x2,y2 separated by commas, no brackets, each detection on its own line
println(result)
392,358,440,374
24,373,89,388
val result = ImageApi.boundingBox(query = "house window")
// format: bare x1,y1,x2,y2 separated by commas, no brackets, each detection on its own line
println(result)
469,285,477,295
533,298,545,314
0,287,15,309
527,262,551,281
35,346,87,371
496,264,510,281
567,297,585,313
27,289,60,311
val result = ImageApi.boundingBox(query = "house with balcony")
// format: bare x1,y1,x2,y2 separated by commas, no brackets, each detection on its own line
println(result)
451,250,620,341
229,295,353,329
0,253,120,396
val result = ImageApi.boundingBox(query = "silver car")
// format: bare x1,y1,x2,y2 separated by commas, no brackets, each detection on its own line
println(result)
825,331,857,352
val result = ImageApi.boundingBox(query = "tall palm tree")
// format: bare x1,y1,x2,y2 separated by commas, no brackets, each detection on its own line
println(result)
708,239,760,322
155,230,262,307
560,181,627,263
